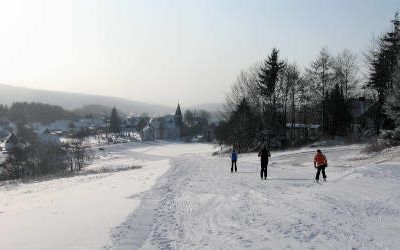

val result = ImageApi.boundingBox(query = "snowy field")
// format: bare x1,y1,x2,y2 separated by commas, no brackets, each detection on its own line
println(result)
1,142,400,249
0,142,172,249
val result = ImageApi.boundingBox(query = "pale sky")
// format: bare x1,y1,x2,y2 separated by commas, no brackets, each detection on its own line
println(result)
0,0,398,106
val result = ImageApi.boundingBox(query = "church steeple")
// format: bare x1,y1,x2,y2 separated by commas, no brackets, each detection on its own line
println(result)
174,102,182,124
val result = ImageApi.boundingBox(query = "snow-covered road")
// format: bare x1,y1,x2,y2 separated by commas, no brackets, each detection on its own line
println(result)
111,143,400,249
2,142,400,249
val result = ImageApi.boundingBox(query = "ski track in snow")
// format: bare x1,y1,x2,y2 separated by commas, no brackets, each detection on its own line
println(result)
2,142,400,249
110,144,400,249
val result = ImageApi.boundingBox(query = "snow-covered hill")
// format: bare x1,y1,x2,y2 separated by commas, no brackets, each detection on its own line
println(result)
1,143,400,249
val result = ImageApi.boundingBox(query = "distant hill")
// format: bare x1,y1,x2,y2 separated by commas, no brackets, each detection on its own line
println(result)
0,83,173,115
72,104,123,117
185,103,224,113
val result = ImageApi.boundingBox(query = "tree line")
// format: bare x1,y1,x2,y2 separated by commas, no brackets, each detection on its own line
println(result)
216,12,400,152
0,102,75,125
183,109,214,140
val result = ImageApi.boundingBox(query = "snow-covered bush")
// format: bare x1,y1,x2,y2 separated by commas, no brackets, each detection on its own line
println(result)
392,127,400,141
362,139,389,153
0,129,91,181
0,142,68,180
363,128,400,153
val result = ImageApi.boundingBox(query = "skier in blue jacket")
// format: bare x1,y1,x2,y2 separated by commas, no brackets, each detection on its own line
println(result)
231,148,238,172
231,148,237,172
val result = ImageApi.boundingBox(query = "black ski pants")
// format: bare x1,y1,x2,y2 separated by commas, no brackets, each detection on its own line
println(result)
315,164,327,180
261,161,268,179
231,160,237,172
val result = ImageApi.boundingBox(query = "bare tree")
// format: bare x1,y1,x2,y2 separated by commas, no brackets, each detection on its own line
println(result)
65,138,87,172
225,64,262,113
333,49,360,99
306,47,334,133
284,64,301,143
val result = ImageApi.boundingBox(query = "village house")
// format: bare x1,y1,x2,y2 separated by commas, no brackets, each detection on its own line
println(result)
0,133,18,151
31,117,106,135
74,117,106,130
37,130,61,145
31,120,73,134
143,104,183,141
123,116,141,130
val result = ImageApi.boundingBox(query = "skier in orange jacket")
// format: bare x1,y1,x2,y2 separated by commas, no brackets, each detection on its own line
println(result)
314,149,327,182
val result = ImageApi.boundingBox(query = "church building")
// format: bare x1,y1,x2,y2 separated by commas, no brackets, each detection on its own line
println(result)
143,103,183,141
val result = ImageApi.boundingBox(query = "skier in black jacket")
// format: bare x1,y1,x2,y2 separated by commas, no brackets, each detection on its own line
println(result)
258,145,271,180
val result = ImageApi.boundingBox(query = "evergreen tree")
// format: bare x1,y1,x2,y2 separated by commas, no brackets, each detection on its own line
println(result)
215,98,259,151
367,13,400,134
258,48,285,109
384,55,400,127
257,48,285,139
325,84,352,135
109,107,121,133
